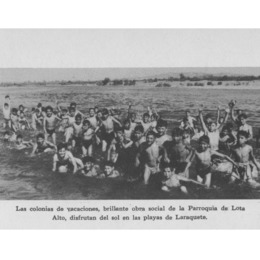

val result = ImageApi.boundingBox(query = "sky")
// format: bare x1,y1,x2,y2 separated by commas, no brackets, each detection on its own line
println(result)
0,29,260,82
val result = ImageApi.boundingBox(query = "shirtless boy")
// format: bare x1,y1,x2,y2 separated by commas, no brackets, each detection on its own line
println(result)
135,131,162,185
82,119,95,157
3,95,11,128
43,106,61,145
30,133,56,156
155,119,172,147
71,114,83,150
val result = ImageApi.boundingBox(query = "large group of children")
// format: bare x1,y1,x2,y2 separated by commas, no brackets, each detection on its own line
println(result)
2,95,260,195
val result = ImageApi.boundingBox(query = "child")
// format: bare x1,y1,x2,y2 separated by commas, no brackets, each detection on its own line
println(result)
140,112,152,135
15,134,33,150
64,107,77,143
17,104,28,116
31,108,44,131
135,131,162,185
107,127,133,167
82,119,95,157
70,102,84,117
71,114,83,150
3,95,11,128
155,119,172,147
179,117,194,133
237,114,253,140
99,161,120,178
97,108,122,152
180,109,197,130
3,130,16,142
18,111,31,130
52,143,83,174
219,125,236,155
30,133,56,156
123,119,133,140
88,108,99,129
43,106,60,145
161,164,205,194
10,108,19,132
163,128,193,178
57,108,69,133
192,135,237,188
199,107,229,151
81,156,100,177
231,131,260,183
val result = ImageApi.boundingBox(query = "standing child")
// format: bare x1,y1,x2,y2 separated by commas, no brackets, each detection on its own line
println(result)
3,95,11,128
71,114,83,150
155,119,172,147
135,131,162,185
10,108,19,133
43,106,61,145
81,119,95,157
237,114,253,141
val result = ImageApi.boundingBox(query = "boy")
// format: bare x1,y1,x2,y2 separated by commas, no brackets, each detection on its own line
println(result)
30,133,56,156
140,112,152,135
82,119,95,157
3,95,11,128
71,114,83,150
192,135,237,188
88,108,99,129
99,161,120,178
199,107,229,151
219,125,236,155
43,106,61,145
52,143,83,174
155,119,172,147
70,102,84,118
15,134,33,150
123,119,133,140
163,128,193,178
81,156,100,177
64,107,77,143
10,108,19,132
107,127,133,167
96,108,122,152
237,114,253,141
18,111,31,130
135,131,162,185
231,131,260,182
161,163,205,194
57,108,69,133
31,108,44,131
180,109,197,130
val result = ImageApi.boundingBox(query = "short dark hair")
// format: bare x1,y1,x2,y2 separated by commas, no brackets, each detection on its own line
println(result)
46,106,53,112
75,114,82,120
156,119,168,128
57,143,67,151
146,131,156,137
16,134,23,139
199,135,210,144
70,102,77,107
104,161,115,167
237,130,249,139
143,112,150,118
172,127,183,137
37,133,45,139
238,114,247,120
134,125,144,133
102,108,109,115
82,156,95,164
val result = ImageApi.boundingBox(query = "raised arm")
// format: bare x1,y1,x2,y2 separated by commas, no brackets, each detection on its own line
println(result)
111,116,122,127
198,108,208,134
217,108,229,131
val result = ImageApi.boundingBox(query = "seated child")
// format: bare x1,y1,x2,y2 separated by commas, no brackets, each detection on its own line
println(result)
99,161,120,178
81,156,100,177
15,134,33,150
192,135,237,188
81,119,95,157
135,131,162,185
231,131,260,184
3,130,16,142
30,133,56,156
161,164,205,194
155,119,172,147
52,143,83,174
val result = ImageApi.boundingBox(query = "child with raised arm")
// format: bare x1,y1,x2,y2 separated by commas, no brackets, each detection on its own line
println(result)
231,131,260,183
192,135,237,188
43,106,61,145
199,107,229,151
135,131,163,185
3,95,11,128
30,133,56,156
52,143,83,174
180,109,197,130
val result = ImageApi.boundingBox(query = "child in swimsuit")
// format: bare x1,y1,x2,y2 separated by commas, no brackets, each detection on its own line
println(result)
30,133,56,156
82,119,95,157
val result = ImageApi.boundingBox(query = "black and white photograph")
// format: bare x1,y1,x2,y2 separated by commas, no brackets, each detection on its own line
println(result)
1,30,260,201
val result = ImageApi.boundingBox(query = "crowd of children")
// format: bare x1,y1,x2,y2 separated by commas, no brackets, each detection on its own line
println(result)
2,95,260,196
